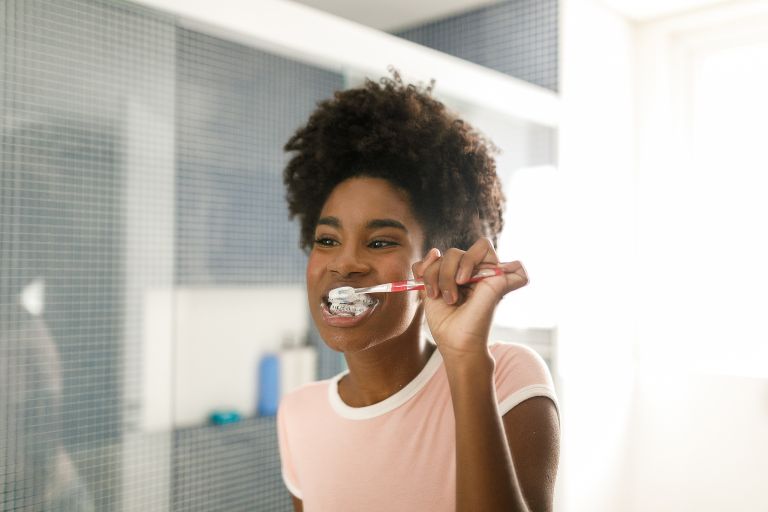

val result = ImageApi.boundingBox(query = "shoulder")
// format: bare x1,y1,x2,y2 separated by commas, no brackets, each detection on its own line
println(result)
488,341,558,415
489,341,551,379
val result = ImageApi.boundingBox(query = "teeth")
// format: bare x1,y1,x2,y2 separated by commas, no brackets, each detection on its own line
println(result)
329,302,368,316
327,293,377,317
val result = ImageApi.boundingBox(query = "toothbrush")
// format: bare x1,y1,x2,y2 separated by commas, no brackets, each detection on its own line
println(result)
329,266,507,302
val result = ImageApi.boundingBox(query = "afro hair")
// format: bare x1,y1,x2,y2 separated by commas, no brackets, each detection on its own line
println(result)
283,68,505,254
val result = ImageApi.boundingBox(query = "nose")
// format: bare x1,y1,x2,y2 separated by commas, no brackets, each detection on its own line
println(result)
327,244,370,278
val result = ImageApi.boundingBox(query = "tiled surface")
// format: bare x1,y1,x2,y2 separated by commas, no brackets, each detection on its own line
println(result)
172,418,286,512
176,30,342,286
1,0,341,510
396,0,559,92
1,0,176,510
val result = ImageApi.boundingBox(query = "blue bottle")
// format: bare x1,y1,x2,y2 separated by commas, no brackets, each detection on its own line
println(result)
257,353,280,416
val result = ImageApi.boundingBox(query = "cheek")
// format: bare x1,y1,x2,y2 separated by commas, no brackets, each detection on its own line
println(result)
386,283,422,324
404,289,422,319
306,251,323,282
383,257,421,309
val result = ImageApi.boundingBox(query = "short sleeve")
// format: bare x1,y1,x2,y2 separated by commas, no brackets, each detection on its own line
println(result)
276,398,303,499
490,342,559,417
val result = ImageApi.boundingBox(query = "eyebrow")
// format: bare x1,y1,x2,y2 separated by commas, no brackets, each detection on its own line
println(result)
316,216,408,233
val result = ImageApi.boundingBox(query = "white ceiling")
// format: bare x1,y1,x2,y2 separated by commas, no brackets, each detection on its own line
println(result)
288,0,737,31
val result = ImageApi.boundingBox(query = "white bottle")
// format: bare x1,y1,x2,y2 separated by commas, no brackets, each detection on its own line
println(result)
278,333,317,397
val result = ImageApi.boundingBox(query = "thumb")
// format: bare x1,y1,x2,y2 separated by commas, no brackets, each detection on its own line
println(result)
499,260,529,295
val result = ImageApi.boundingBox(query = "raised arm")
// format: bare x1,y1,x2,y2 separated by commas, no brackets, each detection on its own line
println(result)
446,354,559,511
412,238,560,511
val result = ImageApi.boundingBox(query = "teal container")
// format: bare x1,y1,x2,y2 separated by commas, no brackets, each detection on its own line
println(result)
209,410,242,425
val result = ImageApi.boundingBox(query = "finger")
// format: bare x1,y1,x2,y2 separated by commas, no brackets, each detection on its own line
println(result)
412,247,441,279
412,248,441,299
456,238,499,284
420,252,442,299
500,260,524,274
438,248,465,304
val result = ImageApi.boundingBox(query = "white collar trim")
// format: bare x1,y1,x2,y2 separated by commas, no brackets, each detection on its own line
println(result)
327,345,443,420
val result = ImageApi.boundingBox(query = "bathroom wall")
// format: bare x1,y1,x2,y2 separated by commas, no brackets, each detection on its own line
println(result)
395,0,559,92
1,0,559,510
1,1,176,510
1,0,340,510
556,0,635,509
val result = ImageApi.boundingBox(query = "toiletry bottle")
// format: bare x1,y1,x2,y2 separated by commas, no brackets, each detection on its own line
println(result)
279,333,317,396
257,353,280,416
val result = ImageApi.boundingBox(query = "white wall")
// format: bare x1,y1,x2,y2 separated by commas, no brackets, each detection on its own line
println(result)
141,286,308,429
624,372,768,511
558,2,768,511
557,0,636,510
628,3,768,510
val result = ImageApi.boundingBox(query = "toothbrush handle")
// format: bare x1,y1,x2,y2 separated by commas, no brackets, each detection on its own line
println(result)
389,280,425,293
389,266,506,293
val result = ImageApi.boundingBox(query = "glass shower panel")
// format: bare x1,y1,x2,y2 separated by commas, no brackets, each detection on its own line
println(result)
1,1,175,510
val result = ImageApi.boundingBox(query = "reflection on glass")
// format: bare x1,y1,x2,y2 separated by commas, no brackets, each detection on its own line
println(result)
2,279,94,511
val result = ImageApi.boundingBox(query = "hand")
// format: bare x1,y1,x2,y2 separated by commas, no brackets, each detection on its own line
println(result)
411,238,528,361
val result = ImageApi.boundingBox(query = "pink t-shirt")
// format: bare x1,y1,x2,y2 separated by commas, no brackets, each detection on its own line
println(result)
277,341,558,512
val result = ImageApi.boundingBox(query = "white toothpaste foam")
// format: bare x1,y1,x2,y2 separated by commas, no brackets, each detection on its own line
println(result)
328,286,356,301
328,292,376,316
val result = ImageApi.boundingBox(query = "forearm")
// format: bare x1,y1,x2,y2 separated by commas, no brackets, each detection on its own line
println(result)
445,352,529,512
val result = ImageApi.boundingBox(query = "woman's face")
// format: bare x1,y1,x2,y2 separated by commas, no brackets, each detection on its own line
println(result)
307,176,426,353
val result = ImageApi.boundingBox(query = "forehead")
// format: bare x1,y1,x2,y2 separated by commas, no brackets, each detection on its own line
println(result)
320,177,418,226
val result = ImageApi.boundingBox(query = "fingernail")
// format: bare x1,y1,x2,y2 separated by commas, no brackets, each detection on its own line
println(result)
442,290,453,304
457,269,469,283
425,285,432,298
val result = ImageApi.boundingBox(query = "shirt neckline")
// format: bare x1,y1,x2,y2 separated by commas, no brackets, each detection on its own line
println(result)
327,344,443,420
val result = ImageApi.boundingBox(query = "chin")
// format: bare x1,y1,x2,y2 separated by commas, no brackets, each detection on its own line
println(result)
323,334,377,354
317,319,417,355
315,323,382,352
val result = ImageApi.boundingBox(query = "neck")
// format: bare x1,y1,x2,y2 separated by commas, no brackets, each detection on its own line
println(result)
339,322,436,407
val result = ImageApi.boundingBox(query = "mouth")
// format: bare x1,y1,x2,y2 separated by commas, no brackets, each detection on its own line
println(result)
319,292,380,326
322,293,378,316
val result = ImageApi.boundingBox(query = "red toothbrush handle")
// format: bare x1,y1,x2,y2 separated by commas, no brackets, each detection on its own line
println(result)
390,280,425,292
389,266,505,292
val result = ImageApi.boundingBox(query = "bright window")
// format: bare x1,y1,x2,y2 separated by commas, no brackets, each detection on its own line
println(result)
637,14,768,376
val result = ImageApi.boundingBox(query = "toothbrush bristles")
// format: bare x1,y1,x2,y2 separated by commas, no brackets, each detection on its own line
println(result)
328,286,356,301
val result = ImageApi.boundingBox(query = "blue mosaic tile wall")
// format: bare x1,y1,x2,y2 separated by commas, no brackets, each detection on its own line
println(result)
1,0,341,510
176,30,342,286
1,0,176,509
396,0,559,92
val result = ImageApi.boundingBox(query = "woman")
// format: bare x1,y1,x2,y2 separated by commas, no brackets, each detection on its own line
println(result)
278,70,560,512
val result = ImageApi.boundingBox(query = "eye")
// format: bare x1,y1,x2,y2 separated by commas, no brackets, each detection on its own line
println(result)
313,237,339,247
368,239,399,249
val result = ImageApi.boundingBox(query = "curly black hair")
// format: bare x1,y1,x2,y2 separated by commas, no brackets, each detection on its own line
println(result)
283,69,505,254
